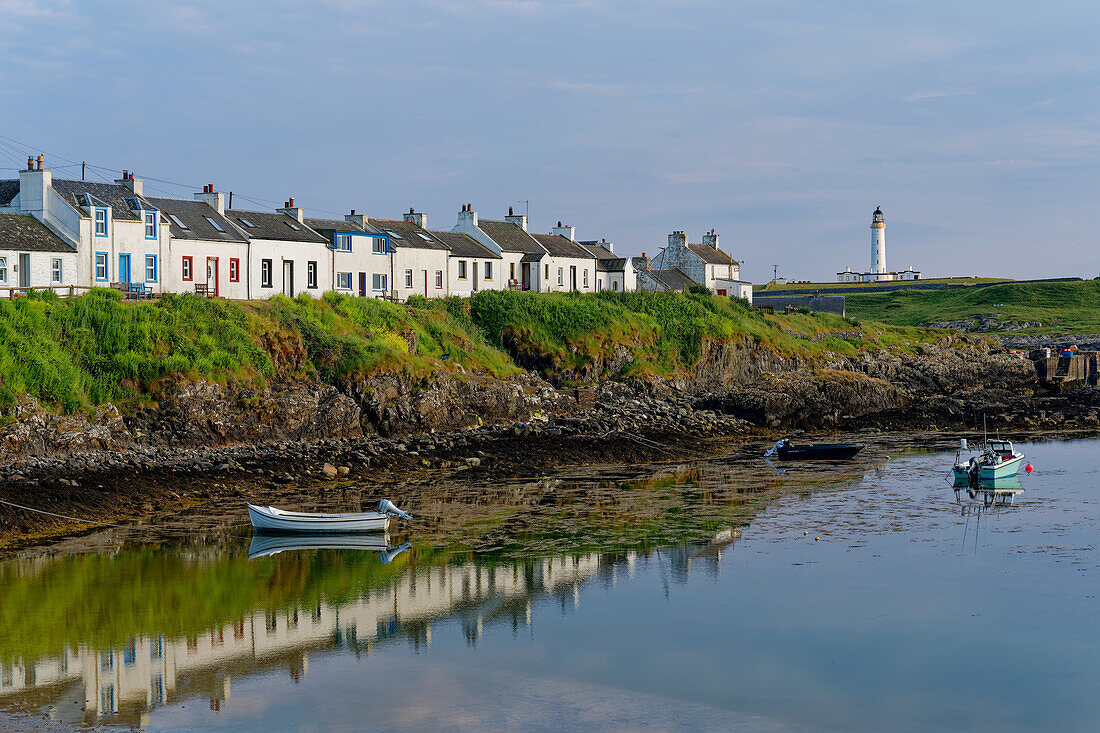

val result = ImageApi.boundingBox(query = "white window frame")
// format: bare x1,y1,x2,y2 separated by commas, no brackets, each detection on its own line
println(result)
404,269,413,288
51,258,62,283
95,252,108,281
261,259,272,288
94,208,108,237
457,260,468,279
484,261,492,280
583,268,589,288
145,254,157,283
307,261,318,289
557,267,563,286
372,237,386,254
435,270,443,289
337,272,352,290
0,256,7,284
144,211,157,239
371,273,387,292
336,234,352,252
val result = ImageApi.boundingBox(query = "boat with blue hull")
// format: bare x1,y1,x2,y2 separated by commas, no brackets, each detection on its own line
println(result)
953,439,1025,485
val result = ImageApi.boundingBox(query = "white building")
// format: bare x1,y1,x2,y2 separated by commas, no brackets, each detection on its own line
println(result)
451,205,548,291
368,214,450,299
578,239,636,292
432,229,503,296
148,192,248,299
649,230,752,301
224,199,333,298
837,207,921,282
305,213,391,297
531,225,597,292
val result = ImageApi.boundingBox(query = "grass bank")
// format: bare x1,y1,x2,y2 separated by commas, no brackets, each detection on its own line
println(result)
753,277,1012,293
846,280,1100,334
0,288,948,413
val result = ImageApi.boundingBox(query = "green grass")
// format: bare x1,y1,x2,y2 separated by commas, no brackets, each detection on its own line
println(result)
754,276,1013,292
846,280,1100,334
0,289,954,413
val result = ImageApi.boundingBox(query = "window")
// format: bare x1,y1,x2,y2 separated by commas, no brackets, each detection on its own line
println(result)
100,651,114,671
94,209,108,236
51,258,62,283
239,218,256,228
545,264,549,282
181,256,193,281
229,258,240,282
307,261,317,289
336,234,352,252
383,229,402,240
457,260,468,279
168,213,189,230
484,261,493,280
613,280,620,292
583,269,589,288
151,636,164,661
336,272,352,289
510,262,516,282
145,211,157,239
404,269,413,288
101,685,116,713
371,273,387,291
95,252,109,281
145,254,157,282
0,257,6,283
204,216,225,232
557,267,563,286
261,259,272,288
372,237,386,254
435,270,443,289
123,640,137,666
151,675,165,704
416,232,433,241
285,221,301,231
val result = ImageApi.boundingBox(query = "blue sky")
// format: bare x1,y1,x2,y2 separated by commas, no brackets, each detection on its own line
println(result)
2,0,1098,282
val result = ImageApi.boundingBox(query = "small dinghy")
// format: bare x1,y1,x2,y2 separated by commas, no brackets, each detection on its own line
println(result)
764,438,864,461
248,499,412,534
248,533,412,561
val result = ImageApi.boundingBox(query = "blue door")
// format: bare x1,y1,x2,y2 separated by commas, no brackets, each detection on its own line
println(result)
118,254,131,285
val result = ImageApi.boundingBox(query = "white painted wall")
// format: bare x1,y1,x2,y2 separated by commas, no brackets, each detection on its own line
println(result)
166,239,249,298
546,256,597,293
329,233,390,297
0,250,78,295
393,246,450,299
447,256,504,297
248,239,333,299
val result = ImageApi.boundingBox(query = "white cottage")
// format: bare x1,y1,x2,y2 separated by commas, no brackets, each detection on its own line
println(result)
578,240,635,292
224,200,332,299
531,225,597,293
148,191,248,298
305,213,391,297
368,215,450,299
431,230,503,296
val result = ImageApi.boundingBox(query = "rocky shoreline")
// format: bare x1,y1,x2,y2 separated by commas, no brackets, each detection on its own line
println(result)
4,331,1100,549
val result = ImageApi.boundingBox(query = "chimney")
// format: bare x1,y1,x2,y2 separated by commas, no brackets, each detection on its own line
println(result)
344,209,368,229
194,183,225,216
702,229,719,250
457,203,478,228
602,238,613,253
278,196,304,223
115,169,144,196
505,206,528,231
18,154,51,217
551,221,575,241
403,207,427,230
668,230,686,249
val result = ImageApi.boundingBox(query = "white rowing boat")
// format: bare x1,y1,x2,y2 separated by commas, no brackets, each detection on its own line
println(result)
247,499,412,534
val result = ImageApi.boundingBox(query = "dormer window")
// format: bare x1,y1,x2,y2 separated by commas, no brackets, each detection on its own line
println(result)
145,211,157,239
372,237,387,254
94,208,108,237
126,197,143,211
75,193,90,207
336,234,352,252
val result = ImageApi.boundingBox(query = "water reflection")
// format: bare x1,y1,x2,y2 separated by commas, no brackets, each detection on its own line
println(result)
0,531,739,728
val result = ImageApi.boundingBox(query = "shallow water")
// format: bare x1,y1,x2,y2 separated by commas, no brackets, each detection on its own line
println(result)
1,436,1097,731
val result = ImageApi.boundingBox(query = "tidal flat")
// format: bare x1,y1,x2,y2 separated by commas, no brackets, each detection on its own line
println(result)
0,434,1097,731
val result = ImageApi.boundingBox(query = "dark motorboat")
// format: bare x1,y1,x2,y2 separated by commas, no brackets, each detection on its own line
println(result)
765,439,864,461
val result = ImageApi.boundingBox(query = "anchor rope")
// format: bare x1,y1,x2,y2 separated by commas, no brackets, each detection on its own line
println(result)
0,496,130,528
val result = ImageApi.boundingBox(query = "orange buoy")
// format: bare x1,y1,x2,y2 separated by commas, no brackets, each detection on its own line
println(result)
1025,463,1034,474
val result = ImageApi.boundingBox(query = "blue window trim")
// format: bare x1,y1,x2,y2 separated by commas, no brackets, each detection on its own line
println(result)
332,231,355,253
94,208,109,237
145,254,158,283
371,235,391,255
371,273,388,292
94,251,109,282
144,210,158,240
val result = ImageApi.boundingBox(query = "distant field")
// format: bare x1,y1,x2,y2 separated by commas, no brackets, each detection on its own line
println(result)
845,280,1100,334
753,277,1012,292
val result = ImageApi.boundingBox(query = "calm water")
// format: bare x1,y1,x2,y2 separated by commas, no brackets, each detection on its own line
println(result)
1,436,1098,732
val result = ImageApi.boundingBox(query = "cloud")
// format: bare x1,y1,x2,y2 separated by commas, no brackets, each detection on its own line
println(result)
898,89,977,103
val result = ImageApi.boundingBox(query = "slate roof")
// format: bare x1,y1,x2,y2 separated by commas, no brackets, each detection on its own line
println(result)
520,251,546,263
51,180,152,221
0,181,18,207
224,209,328,243
578,242,615,260
366,219,449,250
304,217,367,234
687,242,739,266
430,230,501,259
477,220,544,254
531,233,595,260
596,257,627,273
0,213,76,252
648,268,697,292
145,197,246,242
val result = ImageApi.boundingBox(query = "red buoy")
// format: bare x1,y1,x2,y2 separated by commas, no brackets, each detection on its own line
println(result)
1025,463,1034,474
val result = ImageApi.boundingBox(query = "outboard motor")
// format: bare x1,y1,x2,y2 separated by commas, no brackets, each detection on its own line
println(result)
378,499,412,520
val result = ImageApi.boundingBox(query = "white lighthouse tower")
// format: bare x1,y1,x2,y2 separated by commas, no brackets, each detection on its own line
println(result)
870,206,886,278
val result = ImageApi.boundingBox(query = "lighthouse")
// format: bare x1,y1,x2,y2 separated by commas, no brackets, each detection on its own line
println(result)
870,206,886,277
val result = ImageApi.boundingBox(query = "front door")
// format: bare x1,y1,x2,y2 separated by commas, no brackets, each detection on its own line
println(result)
473,261,479,292
423,270,428,296
18,254,30,287
118,254,131,285
569,265,577,291
282,261,294,297
521,263,530,291
206,257,219,296
358,272,367,297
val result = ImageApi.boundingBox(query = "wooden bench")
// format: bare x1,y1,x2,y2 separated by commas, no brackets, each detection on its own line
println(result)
194,283,214,297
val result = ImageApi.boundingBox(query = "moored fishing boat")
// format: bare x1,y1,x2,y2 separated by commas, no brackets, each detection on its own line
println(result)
953,439,1025,485
247,499,412,534
764,438,864,461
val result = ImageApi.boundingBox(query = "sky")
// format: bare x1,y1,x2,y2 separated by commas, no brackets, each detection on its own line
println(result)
1,0,1099,283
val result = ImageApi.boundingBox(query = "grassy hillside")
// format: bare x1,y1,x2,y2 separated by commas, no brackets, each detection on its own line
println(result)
0,288,947,413
846,280,1100,334
754,277,1012,292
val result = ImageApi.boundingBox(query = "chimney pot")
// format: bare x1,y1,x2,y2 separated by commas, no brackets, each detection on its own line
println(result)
410,207,415,214
508,206,514,215
351,209,356,215
289,197,294,207
26,156,33,170
36,155,43,170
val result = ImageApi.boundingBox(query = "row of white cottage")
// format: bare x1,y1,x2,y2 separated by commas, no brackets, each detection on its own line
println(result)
0,158,750,302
